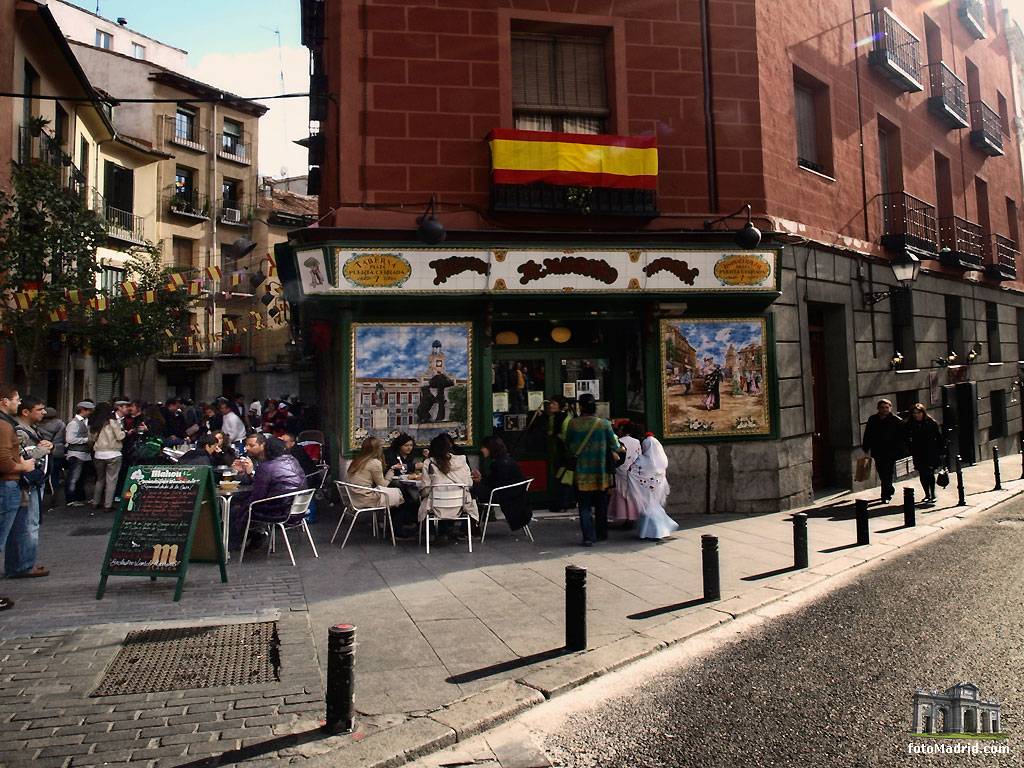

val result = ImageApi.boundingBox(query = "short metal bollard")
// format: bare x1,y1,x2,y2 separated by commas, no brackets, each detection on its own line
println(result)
956,455,967,507
993,446,1002,490
565,565,587,651
792,512,808,569
903,487,915,527
855,498,870,546
701,534,720,601
325,624,357,734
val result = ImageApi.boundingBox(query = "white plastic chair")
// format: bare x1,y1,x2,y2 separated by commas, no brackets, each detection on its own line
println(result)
419,483,473,554
239,489,317,566
332,481,395,548
479,478,534,543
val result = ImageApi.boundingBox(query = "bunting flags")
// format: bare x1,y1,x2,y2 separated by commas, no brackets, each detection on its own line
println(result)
267,253,277,277
143,290,157,304
120,282,139,299
65,289,82,304
188,280,202,297
89,296,108,311
12,293,31,310
223,318,237,333
168,273,186,288
204,266,223,281
132,313,142,324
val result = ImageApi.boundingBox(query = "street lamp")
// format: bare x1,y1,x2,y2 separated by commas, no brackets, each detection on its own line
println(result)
703,203,762,249
863,251,921,306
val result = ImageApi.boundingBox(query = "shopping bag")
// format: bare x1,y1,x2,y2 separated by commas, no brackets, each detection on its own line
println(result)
854,456,872,482
936,468,950,488
556,466,575,486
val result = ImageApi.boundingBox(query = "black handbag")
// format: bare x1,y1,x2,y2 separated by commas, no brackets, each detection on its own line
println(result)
936,468,950,488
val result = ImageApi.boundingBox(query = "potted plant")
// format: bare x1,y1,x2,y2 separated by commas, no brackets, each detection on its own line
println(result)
26,116,50,138
61,152,72,167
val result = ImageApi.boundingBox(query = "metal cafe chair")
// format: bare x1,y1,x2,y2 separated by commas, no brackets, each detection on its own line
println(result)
332,481,396,548
479,478,534,543
419,482,473,554
239,489,318,566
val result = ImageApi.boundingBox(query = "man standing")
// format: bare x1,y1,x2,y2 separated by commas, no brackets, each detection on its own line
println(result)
37,407,66,505
64,400,94,506
862,398,905,503
564,393,622,546
0,385,38,608
9,395,53,578
217,397,247,445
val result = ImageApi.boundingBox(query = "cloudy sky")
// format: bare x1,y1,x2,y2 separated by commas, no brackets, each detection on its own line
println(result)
673,321,762,365
355,325,470,381
64,0,309,179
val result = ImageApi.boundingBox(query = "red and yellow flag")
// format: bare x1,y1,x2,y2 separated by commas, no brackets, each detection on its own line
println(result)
168,272,186,287
132,313,142,324
267,253,277,277
143,290,157,304
229,271,243,287
120,282,139,299
204,266,223,281
487,128,658,190
223,318,237,333
12,293,31,310
90,296,109,311
163,328,173,338
188,280,202,297
65,289,82,304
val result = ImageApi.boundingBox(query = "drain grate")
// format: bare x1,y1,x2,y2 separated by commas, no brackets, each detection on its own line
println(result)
70,526,111,536
92,621,279,696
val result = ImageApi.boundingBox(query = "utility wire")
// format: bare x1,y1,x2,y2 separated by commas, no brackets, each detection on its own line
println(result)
0,91,309,104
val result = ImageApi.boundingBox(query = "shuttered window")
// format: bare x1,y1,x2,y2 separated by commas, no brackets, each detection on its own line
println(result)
795,84,819,168
511,35,608,134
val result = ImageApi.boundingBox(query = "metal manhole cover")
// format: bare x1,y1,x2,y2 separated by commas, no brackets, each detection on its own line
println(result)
91,621,279,696
70,526,111,536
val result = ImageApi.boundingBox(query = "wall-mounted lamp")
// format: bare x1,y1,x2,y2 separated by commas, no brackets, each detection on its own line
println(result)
416,196,446,245
932,351,959,367
863,251,921,306
967,343,983,363
703,203,761,249
890,351,904,370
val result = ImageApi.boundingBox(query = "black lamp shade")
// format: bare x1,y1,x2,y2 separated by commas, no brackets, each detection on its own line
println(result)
268,306,281,318
734,221,761,249
417,215,446,245
891,252,921,288
250,269,267,289
260,289,274,306
233,237,257,258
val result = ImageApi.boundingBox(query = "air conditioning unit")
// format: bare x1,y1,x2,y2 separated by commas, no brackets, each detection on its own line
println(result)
222,207,241,223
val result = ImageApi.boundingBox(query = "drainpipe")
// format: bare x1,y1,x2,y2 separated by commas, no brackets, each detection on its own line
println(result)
699,0,718,213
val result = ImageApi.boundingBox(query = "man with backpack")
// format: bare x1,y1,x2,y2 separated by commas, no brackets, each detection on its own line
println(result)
9,396,52,578
64,401,94,506
0,385,42,608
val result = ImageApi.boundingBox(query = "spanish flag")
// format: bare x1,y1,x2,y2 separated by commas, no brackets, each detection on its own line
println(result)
487,128,658,190
90,296,109,311
229,271,243,287
168,272,186,288
204,266,223,281
143,290,157,304
249,310,264,330
188,280,202,297
223,318,237,333
132,314,142,324
267,253,277,278
12,293,31,310
163,328,173,338
65,289,82,304
120,281,138,299
171,342,179,353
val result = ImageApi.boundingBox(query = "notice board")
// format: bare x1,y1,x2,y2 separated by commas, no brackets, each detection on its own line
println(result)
97,465,227,601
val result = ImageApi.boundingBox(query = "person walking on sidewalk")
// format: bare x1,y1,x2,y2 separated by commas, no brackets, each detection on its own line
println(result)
64,400,94,506
905,403,945,504
565,393,622,546
10,395,53,579
0,385,39,609
861,398,905,503
89,403,126,512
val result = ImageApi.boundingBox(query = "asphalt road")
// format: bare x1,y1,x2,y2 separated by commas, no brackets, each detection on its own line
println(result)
539,503,1024,767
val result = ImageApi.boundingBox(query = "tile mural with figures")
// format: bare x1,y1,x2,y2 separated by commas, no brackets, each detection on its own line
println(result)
661,317,770,438
350,323,472,450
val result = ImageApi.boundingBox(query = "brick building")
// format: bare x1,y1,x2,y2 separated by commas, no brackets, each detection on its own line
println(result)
281,0,1024,514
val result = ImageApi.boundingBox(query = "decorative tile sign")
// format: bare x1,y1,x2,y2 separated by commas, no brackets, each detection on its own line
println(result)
293,247,778,296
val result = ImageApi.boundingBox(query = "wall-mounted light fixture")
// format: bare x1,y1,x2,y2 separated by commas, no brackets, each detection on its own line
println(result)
890,351,904,370
967,343,983,363
416,196,446,245
932,351,959,367
703,203,761,249
863,251,921,306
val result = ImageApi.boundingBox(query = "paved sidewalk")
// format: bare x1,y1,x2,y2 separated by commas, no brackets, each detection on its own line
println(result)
0,456,1021,768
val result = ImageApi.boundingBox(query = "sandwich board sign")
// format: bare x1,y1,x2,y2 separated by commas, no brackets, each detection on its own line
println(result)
97,465,227,602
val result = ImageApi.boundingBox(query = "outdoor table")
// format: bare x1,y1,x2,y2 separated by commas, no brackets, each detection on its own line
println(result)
214,484,243,560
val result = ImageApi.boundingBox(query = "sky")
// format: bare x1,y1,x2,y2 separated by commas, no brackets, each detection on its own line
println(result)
672,321,763,365
63,0,309,179
355,326,470,381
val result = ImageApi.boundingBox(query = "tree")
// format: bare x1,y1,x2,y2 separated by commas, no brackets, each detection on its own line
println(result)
87,243,197,395
0,161,105,387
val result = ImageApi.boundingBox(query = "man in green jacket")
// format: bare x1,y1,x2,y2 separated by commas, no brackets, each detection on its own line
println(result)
564,393,621,546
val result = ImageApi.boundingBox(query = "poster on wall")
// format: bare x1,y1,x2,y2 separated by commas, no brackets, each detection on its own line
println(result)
351,323,473,450
661,317,770,438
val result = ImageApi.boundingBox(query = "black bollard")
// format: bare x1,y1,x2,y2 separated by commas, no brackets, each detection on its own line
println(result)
855,498,870,546
325,624,357,734
565,565,587,651
701,534,720,601
993,446,1002,490
903,487,915,527
1020,433,1024,480
792,512,808,569
956,454,967,507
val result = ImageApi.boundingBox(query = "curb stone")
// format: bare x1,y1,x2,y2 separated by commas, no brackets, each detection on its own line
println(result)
426,681,546,741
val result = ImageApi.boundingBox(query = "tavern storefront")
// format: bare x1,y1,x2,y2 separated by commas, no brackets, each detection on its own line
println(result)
279,231,799,513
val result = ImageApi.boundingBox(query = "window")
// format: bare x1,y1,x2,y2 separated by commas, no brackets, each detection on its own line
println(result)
990,390,1006,440
890,288,916,367
100,267,123,292
975,177,990,233
986,301,1001,362
22,62,37,127
1016,307,1024,361
172,236,193,267
934,151,953,221
222,179,239,205
793,68,833,176
174,166,194,200
54,104,68,147
103,161,134,213
131,42,146,60
895,389,919,420
997,92,1009,136
174,105,197,142
1007,198,1019,244
511,34,608,134
945,295,963,361
95,30,112,50
220,243,237,274
222,119,243,155
79,136,89,178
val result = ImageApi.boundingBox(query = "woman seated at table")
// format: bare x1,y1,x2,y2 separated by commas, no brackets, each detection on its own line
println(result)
212,429,237,466
178,433,222,465
419,433,478,544
384,433,423,476
344,436,403,514
470,436,532,534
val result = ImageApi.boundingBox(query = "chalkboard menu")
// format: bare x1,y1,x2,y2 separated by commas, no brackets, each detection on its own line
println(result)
97,465,226,601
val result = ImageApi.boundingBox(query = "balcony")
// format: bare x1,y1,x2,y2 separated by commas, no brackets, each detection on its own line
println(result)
867,9,923,93
67,164,87,202
162,115,209,153
218,198,251,227
93,189,145,245
969,100,1004,157
983,234,1018,281
492,184,658,217
927,63,968,130
167,189,211,220
17,126,63,168
218,133,251,165
879,192,938,256
958,0,986,40
938,216,985,270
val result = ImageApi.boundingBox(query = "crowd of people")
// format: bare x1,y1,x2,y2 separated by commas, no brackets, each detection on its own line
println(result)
862,398,947,504
0,386,319,611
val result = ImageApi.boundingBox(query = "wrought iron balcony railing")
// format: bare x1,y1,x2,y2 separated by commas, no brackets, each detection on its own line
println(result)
167,188,211,219
983,233,1018,280
67,164,87,201
927,63,969,130
879,191,938,255
958,0,986,40
162,115,209,152
93,189,145,244
218,198,252,226
969,100,1004,156
218,133,251,164
17,126,63,168
938,215,985,269
492,184,658,217
867,9,923,93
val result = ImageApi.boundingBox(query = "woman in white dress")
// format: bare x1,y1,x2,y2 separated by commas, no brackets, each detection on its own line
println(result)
627,433,678,540
419,433,478,543
608,421,642,527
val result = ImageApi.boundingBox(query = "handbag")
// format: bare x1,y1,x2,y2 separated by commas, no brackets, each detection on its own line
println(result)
606,442,626,473
854,456,872,482
936,468,950,488
556,419,599,486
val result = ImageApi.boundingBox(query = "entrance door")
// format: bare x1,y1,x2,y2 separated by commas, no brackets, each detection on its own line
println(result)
807,308,833,486
942,382,977,466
